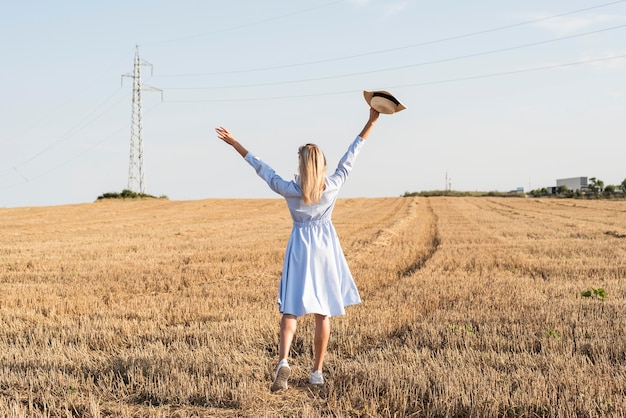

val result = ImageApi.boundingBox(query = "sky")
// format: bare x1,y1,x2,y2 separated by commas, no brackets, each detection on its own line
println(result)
1,0,625,208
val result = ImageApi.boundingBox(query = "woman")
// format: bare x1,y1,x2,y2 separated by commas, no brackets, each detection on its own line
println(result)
215,106,380,392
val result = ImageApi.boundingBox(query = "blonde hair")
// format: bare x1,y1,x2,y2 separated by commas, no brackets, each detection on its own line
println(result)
298,143,326,204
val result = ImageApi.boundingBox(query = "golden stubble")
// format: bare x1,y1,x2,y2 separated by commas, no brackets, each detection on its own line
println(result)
0,197,624,417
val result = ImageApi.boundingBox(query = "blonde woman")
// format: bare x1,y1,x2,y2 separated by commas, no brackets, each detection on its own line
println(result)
215,106,380,392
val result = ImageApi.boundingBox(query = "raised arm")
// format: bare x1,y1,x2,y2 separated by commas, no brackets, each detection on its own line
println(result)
215,126,249,158
358,107,380,140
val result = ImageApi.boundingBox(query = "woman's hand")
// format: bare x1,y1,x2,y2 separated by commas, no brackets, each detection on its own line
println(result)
368,107,380,124
216,126,237,145
358,107,380,140
215,126,249,157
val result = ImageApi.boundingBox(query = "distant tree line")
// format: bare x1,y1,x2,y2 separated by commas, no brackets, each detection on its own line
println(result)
403,190,525,198
404,177,626,199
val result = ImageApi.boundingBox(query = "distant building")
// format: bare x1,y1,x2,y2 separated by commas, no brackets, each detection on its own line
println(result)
557,177,587,191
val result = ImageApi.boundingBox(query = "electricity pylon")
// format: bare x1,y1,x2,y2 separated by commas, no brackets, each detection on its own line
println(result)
122,46,161,194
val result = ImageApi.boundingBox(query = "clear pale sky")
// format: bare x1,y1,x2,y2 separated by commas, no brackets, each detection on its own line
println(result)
1,0,625,208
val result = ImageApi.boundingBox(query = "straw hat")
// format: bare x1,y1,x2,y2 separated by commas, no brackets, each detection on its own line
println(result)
363,90,406,114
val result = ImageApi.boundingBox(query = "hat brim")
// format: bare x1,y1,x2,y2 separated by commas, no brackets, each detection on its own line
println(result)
364,90,406,114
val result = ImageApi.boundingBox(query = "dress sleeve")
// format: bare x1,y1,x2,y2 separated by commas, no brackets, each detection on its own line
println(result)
244,152,301,197
326,136,365,189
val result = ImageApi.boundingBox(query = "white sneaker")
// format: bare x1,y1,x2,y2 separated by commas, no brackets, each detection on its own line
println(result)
271,360,291,393
309,370,324,385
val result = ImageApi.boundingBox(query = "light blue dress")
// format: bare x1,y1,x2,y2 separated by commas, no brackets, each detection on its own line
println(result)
244,136,365,317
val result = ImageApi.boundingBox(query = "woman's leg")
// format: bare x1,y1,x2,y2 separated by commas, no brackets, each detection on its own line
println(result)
272,314,297,392
313,314,330,372
279,314,297,361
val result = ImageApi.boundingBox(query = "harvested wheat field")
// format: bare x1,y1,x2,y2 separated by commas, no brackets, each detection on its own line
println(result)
1,196,625,417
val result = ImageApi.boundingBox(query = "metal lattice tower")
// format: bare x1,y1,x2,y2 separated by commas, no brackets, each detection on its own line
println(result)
122,46,160,194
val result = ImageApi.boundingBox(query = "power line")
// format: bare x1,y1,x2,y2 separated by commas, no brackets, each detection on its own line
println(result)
0,52,129,171
0,102,163,192
387,54,626,89
0,89,130,179
163,54,626,103
162,23,626,91
141,0,343,47
153,0,626,78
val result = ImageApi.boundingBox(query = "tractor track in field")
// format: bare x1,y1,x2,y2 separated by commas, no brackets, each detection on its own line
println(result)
397,198,440,278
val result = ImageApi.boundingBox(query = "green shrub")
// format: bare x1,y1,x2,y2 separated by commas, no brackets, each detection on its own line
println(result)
96,189,167,201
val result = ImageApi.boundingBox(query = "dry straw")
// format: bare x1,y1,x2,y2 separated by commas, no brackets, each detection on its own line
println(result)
0,197,624,417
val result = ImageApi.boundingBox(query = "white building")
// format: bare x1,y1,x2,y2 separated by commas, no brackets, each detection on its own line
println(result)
556,177,588,191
